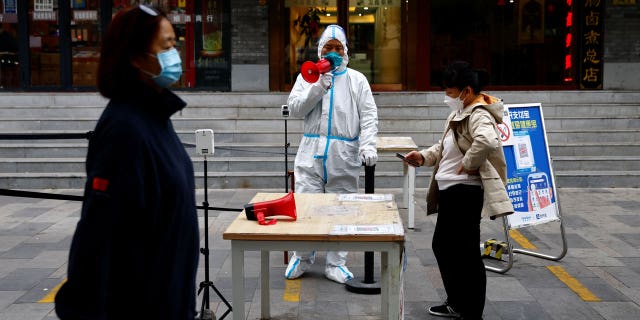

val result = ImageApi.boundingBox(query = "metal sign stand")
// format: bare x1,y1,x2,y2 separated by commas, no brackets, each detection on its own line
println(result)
485,205,568,274
484,101,569,274
484,162,567,274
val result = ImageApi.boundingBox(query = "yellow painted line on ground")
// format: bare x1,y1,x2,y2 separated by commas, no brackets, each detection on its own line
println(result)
509,229,537,250
38,278,66,303
547,266,601,302
283,278,301,302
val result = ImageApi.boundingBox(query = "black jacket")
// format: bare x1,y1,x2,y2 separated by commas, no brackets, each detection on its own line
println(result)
55,88,199,320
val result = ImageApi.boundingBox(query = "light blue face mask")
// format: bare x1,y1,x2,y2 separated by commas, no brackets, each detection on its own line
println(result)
323,51,343,71
148,48,183,88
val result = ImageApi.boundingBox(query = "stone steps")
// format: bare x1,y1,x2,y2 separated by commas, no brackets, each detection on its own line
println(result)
3,140,640,158
3,170,640,189
3,154,640,173
1,91,639,189
4,114,638,132
2,104,639,122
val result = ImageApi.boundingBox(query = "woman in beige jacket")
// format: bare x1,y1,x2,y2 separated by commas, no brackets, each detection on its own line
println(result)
404,61,514,320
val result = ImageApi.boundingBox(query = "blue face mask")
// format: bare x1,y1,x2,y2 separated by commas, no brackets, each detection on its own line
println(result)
323,51,343,71
147,48,182,88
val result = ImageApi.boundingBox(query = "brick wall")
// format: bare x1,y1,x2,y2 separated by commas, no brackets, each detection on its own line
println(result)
231,0,269,64
605,1,640,62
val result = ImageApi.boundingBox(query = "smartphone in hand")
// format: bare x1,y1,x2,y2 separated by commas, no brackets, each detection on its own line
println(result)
396,153,419,167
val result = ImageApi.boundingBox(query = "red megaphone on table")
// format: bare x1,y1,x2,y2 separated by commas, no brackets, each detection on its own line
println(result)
244,192,297,225
301,59,332,83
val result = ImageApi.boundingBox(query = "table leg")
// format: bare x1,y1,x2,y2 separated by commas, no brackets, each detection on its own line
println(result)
261,250,270,319
232,243,245,320
381,247,402,320
408,165,416,229
381,251,389,317
401,163,409,209
387,245,402,319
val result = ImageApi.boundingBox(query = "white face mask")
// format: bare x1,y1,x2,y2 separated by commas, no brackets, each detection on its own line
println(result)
444,92,465,111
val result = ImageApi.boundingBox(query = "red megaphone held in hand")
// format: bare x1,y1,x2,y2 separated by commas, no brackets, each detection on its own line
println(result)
300,52,343,83
301,59,332,83
244,192,297,225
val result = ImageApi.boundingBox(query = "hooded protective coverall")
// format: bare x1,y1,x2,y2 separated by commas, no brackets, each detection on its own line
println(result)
285,25,378,283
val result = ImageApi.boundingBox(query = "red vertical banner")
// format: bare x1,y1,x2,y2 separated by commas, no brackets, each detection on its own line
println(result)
579,0,604,89
562,1,576,83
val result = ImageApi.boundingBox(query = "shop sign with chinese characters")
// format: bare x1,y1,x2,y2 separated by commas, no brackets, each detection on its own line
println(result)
579,0,604,89
167,13,192,24
612,0,636,5
33,11,57,21
73,10,97,21
4,0,17,13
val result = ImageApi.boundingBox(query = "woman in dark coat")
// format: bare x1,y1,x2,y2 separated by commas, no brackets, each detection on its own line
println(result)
55,5,199,319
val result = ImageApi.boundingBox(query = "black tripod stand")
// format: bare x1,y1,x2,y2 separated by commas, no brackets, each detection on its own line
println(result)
197,157,232,320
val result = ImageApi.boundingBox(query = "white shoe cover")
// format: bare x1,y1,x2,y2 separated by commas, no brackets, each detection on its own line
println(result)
324,265,354,284
285,252,314,279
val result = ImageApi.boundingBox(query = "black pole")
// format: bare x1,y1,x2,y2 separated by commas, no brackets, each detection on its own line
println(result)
198,159,212,318
345,164,381,294
364,251,375,284
203,160,209,309
197,157,232,319
363,164,377,284
284,118,289,193
364,165,375,193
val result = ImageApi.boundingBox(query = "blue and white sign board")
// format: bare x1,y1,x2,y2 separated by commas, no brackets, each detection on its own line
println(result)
501,103,560,229
4,0,17,14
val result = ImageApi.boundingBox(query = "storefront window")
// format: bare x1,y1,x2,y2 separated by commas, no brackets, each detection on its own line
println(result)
72,0,101,87
113,1,189,88
285,0,401,87
286,3,333,85
113,0,230,90
430,0,575,87
194,0,230,91
0,1,19,88
347,0,401,84
29,0,60,87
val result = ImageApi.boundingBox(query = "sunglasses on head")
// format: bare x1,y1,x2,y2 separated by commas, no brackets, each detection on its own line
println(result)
139,4,159,16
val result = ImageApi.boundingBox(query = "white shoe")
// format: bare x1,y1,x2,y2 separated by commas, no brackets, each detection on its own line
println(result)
285,256,310,279
324,265,354,284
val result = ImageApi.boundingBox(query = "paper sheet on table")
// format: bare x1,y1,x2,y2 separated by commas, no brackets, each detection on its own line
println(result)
308,205,360,217
330,224,404,235
337,194,393,202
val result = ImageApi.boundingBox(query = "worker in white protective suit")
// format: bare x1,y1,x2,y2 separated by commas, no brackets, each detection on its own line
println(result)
285,25,378,284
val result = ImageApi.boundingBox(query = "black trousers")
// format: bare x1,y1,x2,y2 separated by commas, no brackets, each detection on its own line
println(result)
432,184,485,319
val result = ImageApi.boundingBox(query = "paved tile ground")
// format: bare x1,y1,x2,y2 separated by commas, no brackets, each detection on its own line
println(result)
1,188,639,320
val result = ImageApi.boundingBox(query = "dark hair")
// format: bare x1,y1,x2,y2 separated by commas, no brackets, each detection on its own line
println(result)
442,61,489,94
97,5,167,99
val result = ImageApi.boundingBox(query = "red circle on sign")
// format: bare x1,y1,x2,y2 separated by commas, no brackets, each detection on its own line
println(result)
497,123,511,142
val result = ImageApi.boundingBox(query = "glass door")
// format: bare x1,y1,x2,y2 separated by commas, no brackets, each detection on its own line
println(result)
112,0,193,89
29,0,60,87
0,0,20,89
429,0,575,87
283,0,403,90
286,2,335,85
348,0,402,86
71,0,101,87
112,1,231,90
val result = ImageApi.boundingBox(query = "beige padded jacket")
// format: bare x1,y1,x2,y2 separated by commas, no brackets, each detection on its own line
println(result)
419,93,514,219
